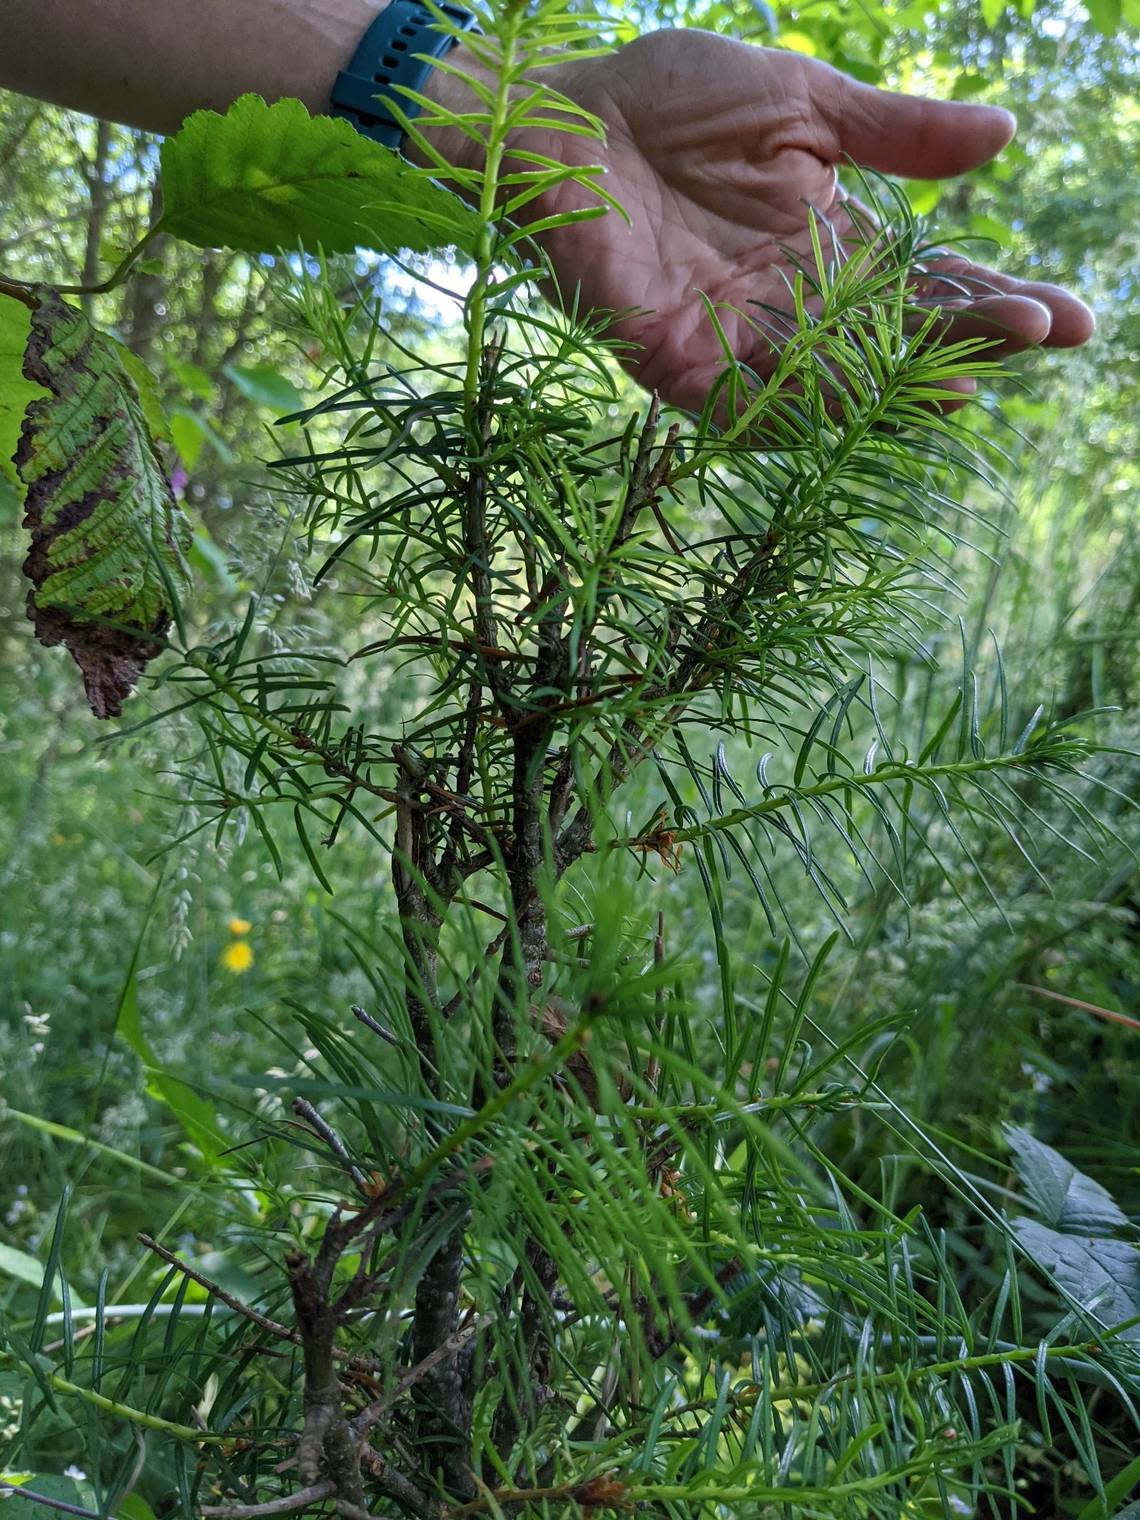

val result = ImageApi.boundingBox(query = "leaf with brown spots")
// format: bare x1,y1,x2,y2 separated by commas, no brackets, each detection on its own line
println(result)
15,290,191,717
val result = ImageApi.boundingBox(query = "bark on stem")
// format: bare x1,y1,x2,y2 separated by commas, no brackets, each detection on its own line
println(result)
285,1254,367,1509
395,751,473,1500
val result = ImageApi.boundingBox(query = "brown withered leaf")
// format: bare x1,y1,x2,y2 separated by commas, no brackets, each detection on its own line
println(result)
540,1000,632,1108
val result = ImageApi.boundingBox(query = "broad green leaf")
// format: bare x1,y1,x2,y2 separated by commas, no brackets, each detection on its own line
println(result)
981,0,1005,26
830,51,882,84
6,290,170,452
160,93,481,258
0,294,48,486
1006,1125,1129,1234
0,1243,86,1307
170,408,232,469
0,475,18,520
1085,0,1122,30
119,987,227,1161
969,212,1015,250
951,71,989,100
167,357,216,402
777,30,817,53
1013,1219,1140,1340
170,410,207,470
18,292,192,718
116,1495,159,1520
905,180,943,216
0,1242,46,1293
98,235,133,266
188,523,237,591
223,361,305,414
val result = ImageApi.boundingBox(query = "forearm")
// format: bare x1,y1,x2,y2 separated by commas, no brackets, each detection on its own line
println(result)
2,0,382,135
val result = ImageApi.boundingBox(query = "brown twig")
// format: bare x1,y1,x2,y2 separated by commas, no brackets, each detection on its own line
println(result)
355,1451,445,1520
0,1482,103,1520
351,1003,402,1047
441,926,510,1019
286,1254,367,1507
137,1233,385,1374
0,275,39,309
351,633,532,665
1017,982,1140,1032
291,1096,370,1193
352,1312,487,1441
449,1473,630,1517
137,1234,302,1349
199,1483,334,1519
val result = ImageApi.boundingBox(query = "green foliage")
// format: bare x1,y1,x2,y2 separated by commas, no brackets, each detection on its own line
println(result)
160,93,482,257
1007,1128,1140,1345
222,362,304,415
0,1243,72,1303
111,891,228,1162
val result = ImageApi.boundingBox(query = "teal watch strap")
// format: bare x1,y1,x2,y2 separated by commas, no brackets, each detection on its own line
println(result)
330,1,479,153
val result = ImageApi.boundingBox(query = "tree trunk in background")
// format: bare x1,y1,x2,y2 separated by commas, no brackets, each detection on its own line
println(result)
125,175,167,361
80,119,113,314
191,251,229,370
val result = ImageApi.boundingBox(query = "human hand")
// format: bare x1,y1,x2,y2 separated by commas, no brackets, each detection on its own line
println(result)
435,29,1095,413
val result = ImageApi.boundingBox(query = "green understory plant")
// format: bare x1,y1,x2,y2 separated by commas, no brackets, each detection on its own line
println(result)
1,2,1137,1517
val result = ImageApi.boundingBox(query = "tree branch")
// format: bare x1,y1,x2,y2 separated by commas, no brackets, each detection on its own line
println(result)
0,1483,104,1520
200,1483,334,1519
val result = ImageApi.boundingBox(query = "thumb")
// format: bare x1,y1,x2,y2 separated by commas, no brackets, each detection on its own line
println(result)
809,61,1017,179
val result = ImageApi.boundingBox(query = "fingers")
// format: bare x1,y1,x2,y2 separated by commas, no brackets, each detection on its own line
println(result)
914,256,1096,347
808,60,1017,179
913,293,1053,355
831,202,1095,350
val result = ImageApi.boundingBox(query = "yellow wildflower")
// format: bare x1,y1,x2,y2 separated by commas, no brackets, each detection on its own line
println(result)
222,940,254,973
228,916,252,936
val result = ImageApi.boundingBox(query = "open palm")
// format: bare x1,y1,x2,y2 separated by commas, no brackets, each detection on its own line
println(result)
530,31,1093,411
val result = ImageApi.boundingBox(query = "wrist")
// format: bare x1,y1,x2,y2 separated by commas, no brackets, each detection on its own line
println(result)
411,38,495,179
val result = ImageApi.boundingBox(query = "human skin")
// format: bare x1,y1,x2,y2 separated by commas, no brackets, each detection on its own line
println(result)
3,2,1095,410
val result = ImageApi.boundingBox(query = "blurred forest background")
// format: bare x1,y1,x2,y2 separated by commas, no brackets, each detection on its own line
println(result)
1,0,1138,1513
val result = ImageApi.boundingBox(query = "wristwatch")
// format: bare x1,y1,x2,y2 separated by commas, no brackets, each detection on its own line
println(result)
330,0,480,153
